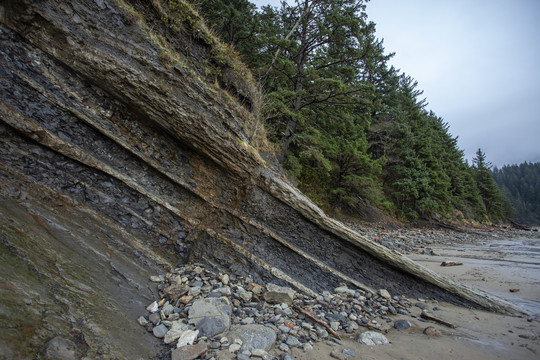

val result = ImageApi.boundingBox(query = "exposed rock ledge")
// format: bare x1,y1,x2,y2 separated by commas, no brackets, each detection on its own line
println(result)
0,0,524,358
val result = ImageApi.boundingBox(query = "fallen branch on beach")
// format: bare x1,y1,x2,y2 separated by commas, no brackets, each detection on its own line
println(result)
441,261,463,267
293,305,342,340
420,311,456,328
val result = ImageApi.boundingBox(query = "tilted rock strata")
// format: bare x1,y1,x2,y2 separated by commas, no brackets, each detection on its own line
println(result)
0,0,525,357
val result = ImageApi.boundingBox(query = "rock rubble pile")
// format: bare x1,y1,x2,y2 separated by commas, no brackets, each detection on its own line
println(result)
138,264,416,359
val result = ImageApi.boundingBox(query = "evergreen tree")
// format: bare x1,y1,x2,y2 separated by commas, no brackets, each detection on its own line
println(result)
493,162,540,225
472,149,511,222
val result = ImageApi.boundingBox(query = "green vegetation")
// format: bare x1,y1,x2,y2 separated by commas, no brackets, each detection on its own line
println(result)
187,0,513,223
493,162,540,225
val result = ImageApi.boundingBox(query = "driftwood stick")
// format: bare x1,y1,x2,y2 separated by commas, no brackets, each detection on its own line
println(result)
441,261,463,267
421,311,456,328
293,305,341,340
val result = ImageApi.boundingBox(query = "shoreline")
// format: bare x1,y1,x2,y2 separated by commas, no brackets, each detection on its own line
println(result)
331,224,540,360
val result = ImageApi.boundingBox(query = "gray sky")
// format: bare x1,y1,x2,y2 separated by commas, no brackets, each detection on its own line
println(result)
252,0,540,166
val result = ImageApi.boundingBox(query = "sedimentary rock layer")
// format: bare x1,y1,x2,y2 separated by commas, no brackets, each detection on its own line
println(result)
0,0,523,357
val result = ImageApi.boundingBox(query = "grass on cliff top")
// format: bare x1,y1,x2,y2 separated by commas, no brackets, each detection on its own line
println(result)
114,0,272,156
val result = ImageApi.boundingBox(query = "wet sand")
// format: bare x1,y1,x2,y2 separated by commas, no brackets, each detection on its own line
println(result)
289,231,540,360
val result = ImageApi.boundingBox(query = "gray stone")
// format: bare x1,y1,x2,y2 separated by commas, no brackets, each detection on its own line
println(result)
264,284,295,305
394,319,411,330
330,349,346,360
285,335,301,347
189,298,232,337
264,291,293,305
171,342,208,360
227,324,277,352
334,286,356,298
342,348,356,358
237,354,250,360
163,303,175,316
196,316,229,338
149,312,161,325
278,325,291,333
239,291,253,302
164,321,191,344
357,331,389,346
44,336,77,360
153,324,169,338
278,343,290,352
414,302,426,309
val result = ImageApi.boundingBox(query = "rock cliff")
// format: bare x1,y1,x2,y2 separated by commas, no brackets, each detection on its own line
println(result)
0,0,523,358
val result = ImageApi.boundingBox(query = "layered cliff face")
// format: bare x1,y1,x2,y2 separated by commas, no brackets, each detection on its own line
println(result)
0,0,522,358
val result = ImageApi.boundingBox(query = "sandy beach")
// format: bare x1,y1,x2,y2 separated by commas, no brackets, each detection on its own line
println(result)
286,228,540,360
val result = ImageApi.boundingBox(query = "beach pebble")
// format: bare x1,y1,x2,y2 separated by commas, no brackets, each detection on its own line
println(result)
423,326,442,337
394,319,411,330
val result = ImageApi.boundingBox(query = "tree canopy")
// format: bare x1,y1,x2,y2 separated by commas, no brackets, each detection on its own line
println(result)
493,162,540,225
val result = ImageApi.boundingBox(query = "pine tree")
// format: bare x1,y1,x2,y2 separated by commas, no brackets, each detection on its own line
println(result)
472,149,510,222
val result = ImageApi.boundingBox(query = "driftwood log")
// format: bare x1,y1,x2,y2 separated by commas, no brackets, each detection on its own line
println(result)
441,261,463,267
420,311,456,328
293,305,341,340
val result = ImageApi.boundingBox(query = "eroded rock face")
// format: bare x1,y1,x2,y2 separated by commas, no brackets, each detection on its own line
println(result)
0,0,522,358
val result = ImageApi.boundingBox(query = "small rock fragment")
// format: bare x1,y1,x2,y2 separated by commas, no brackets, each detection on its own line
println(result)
176,330,199,348
378,289,391,300
171,342,208,360
164,283,190,302
146,301,159,313
152,324,169,338
423,326,442,337
137,316,148,326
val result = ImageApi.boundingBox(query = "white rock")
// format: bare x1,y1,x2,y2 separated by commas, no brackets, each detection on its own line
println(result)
146,301,159,313
176,329,199,348
358,331,389,346
222,274,230,285
229,343,241,353
164,321,190,344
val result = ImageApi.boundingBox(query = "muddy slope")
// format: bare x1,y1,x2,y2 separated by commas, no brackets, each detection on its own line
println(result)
0,0,522,358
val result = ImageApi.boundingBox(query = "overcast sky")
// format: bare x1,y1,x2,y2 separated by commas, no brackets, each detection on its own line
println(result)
251,0,540,167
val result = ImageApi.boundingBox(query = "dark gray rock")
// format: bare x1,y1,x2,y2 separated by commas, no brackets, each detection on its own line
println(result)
394,319,411,330
196,316,229,338
189,298,232,337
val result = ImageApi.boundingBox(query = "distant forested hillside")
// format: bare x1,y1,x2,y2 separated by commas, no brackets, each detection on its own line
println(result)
493,162,540,225
191,0,511,223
